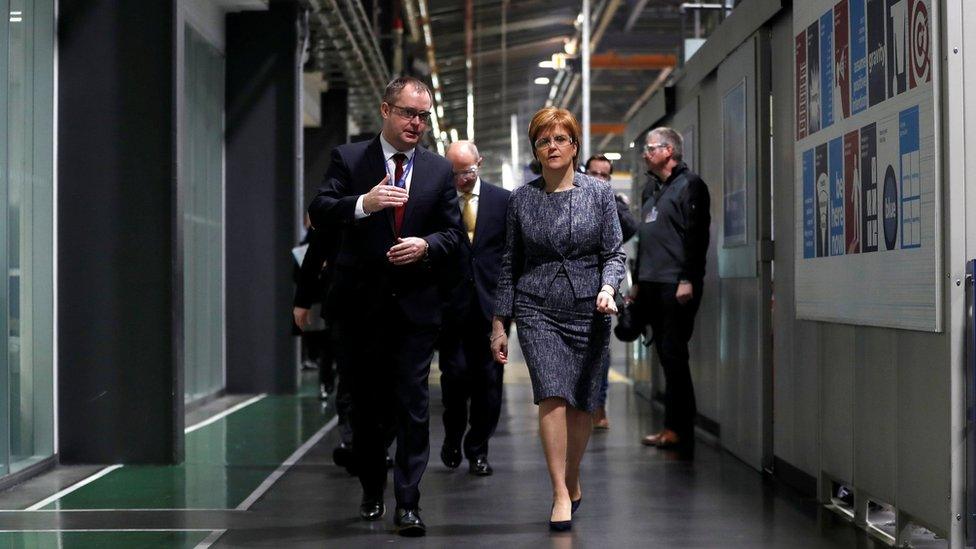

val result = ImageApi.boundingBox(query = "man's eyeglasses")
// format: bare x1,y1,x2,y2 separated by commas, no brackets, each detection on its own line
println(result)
534,134,575,150
388,104,432,125
453,166,479,179
586,170,611,181
643,142,668,153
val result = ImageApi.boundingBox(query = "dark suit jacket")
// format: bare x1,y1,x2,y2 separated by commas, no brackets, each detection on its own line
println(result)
494,172,626,318
293,227,339,312
308,136,464,326
444,180,511,324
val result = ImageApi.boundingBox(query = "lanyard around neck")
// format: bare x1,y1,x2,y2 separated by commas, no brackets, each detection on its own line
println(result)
385,152,416,188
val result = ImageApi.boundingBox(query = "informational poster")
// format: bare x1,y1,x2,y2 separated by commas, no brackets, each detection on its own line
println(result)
723,80,748,247
796,31,808,140
793,0,939,331
833,0,851,120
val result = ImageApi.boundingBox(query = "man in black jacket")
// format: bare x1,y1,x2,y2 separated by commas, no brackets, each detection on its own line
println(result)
437,141,510,476
633,127,711,451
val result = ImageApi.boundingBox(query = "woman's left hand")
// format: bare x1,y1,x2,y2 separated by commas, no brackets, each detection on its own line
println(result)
596,290,618,315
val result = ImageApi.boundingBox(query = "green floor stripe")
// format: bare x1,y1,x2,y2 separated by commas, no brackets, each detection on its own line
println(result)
42,386,334,511
0,531,210,549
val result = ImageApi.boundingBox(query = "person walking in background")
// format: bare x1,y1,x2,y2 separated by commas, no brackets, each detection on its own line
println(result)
308,76,463,537
634,127,711,452
292,219,338,401
437,141,510,477
583,155,638,430
490,107,625,531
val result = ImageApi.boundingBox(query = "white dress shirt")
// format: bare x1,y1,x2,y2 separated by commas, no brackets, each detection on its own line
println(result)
355,134,416,219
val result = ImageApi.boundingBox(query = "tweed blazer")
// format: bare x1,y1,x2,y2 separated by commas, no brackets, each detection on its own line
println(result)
494,172,626,318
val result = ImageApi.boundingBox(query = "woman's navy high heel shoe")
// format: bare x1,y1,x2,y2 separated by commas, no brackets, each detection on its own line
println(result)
571,497,581,515
549,503,572,532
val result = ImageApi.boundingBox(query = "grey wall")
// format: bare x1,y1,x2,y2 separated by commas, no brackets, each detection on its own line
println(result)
58,0,182,464
225,2,302,394
628,0,952,535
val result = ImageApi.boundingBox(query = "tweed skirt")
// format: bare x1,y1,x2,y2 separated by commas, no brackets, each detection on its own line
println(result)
513,272,611,412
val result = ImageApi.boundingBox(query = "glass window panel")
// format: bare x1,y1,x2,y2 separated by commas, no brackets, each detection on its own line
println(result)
6,0,55,474
183,26,225,403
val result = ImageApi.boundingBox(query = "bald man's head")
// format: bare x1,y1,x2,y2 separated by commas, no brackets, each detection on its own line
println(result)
446,141,480,164
446,141,483,192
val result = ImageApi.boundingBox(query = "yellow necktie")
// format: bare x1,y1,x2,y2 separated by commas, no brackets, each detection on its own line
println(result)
461,192,476,242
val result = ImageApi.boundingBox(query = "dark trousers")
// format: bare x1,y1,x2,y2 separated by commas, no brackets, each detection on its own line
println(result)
635,281,703,439
438,303,503,460
333,300,438,509
302,329,335,390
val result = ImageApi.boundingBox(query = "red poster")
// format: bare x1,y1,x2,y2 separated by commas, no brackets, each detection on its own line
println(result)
843,130,861,254
909,0,931,88
833,0,850,119
796,30,808,140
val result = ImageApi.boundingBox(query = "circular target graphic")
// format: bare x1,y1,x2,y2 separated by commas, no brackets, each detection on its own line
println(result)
883,165,898,251
911,0,930,85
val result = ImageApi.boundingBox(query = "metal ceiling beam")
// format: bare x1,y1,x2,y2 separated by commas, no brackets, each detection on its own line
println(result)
440,36,566,65
623,0,650,32
590,52,677,70
434,15,575,44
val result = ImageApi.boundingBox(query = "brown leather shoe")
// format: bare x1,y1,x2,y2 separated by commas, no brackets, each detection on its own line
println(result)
641,429,680,447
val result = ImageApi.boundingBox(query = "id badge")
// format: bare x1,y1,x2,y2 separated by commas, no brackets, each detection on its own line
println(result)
645,207,658,223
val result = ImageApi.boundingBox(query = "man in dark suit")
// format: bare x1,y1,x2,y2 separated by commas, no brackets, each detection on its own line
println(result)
308,76,463,537
438,141,510,477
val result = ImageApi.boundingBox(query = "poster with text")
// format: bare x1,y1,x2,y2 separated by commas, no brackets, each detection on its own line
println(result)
867,0,887,106
794,0,939,331
859,122,879,253
886,0,908,99
807,22,822,134
843,130,861,254
815,143,829,258
803,149,815,259
820,11,835,130
829,138,845,256
796,31,808,140
850,0,868,115
833,1,850,120
877,113,899,251
723,81,748,247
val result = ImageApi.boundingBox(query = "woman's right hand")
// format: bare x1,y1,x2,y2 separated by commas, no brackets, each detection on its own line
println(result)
490,332,508,364
490,316,509,364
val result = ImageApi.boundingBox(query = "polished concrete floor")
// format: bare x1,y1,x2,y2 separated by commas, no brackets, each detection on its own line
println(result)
212,381,899,548
0,358,935,547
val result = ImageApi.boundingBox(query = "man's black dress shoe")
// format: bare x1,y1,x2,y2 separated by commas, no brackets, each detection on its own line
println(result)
468,456,493,476
394,508,426,537
359,497,385,521
440,445,462,469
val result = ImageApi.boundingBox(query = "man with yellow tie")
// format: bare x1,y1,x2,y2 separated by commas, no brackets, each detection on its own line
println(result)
437,141,511,476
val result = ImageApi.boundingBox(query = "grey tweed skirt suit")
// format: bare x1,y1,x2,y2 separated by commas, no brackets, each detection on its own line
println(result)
494,173,625,411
